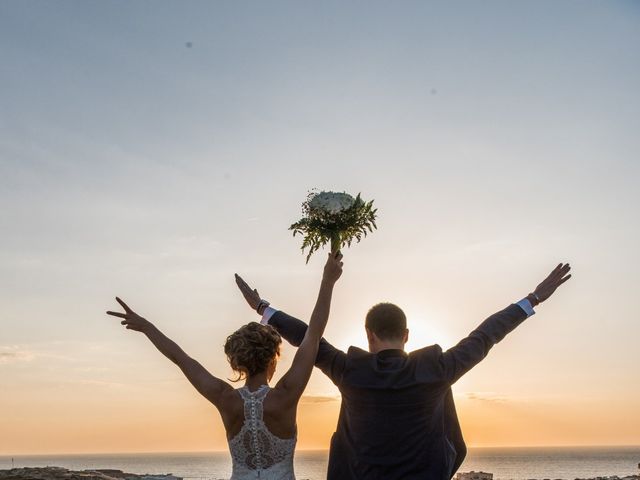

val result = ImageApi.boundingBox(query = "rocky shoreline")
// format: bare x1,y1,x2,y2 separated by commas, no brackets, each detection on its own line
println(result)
541,477,639,480
0,467,182,480
457,475,640,480
2,467,639,480
558,478,638,480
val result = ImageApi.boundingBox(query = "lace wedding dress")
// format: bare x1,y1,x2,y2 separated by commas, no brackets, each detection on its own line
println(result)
228,385,297,479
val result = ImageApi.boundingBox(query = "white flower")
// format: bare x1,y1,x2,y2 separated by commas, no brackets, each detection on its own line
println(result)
309,191,355,215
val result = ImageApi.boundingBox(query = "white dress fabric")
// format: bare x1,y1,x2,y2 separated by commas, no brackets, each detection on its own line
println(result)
228,385,297,480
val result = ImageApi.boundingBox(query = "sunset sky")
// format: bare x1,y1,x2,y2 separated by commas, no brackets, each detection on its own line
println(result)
1,1,639,455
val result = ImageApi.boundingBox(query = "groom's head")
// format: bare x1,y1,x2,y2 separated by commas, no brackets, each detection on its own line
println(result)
365,303,409,353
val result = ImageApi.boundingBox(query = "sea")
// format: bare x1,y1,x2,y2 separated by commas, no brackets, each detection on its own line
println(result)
1,447,639,480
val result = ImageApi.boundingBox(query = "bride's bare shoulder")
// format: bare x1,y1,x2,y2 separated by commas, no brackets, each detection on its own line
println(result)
264,385,297,410
216,387,243,412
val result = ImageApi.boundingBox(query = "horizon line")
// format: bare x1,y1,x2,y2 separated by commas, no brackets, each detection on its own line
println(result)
3,444,640,458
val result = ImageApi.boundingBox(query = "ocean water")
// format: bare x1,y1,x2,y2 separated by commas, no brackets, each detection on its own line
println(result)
2,447,639,480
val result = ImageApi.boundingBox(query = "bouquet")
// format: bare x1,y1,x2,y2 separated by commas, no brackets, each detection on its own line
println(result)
289,190,378,263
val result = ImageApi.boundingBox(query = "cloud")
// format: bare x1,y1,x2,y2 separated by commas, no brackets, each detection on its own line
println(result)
0,341,99,366
71,379,128,388
73,366,110,373
463,392,509,404
300,395,340,404
0,346,36,365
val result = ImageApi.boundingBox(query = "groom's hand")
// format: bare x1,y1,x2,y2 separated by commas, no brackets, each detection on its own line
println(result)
234,274,262,312
529,263,572,305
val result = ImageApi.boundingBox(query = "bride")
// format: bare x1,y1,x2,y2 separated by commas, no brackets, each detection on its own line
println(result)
107,252,344,479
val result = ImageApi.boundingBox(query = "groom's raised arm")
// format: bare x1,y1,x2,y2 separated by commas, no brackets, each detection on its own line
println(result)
441,302,530,384
262,308,347,385
441,263,572,384
234,274,347,385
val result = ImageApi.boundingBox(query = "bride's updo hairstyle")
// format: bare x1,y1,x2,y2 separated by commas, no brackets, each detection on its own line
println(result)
224,322,282,381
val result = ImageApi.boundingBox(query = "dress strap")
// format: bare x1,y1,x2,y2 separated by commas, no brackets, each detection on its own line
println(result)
238,385,269,420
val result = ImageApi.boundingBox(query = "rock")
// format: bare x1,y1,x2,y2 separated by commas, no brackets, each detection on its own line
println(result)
0,467,182,480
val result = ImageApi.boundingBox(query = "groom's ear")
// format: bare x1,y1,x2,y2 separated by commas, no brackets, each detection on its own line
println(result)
365,328,375,344
403,329,409,344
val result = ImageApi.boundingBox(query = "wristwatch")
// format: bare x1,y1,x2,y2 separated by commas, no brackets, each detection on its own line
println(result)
527,292,541,306
256,299,270,315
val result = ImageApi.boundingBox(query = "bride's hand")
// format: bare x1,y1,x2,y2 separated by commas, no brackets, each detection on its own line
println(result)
235,274,262,311
323,251,344,284
106,297,152,333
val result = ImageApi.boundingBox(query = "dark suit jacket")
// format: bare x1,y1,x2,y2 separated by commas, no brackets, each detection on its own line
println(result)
269,303,528,480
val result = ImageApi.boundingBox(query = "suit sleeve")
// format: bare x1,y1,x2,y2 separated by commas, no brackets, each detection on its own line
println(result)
268,310,347,386
441,303,529,384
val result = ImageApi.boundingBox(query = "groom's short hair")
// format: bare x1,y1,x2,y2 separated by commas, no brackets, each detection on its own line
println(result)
365,303,407,340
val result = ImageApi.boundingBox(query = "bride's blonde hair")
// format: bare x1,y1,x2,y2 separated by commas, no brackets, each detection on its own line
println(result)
224,323,281,381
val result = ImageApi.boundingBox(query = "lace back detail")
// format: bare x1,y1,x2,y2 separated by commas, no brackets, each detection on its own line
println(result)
237,386,269,471
228,385,297,479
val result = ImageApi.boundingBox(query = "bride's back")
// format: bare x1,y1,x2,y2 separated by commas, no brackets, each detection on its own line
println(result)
223,385,297,480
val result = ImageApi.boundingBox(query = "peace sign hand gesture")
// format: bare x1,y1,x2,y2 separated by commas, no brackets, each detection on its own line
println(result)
106,297,152,333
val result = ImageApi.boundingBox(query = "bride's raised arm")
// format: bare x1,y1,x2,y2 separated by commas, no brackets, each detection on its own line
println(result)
275,251,343,403
106,297,232,407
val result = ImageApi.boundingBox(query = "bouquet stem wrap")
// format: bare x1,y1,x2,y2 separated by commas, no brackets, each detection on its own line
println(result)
331,233,341,254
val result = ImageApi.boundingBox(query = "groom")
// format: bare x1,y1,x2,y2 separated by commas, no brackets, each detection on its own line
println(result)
236,263,571,480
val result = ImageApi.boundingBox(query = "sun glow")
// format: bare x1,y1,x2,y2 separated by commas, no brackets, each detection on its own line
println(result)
404,310,456,353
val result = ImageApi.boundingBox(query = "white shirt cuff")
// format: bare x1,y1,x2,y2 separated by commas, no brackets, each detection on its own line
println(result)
261,306,277,325
516,298,535,317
